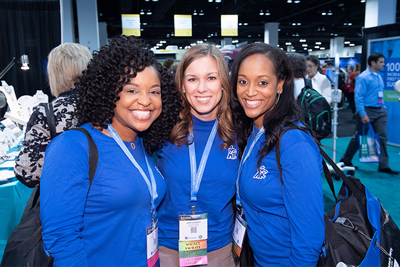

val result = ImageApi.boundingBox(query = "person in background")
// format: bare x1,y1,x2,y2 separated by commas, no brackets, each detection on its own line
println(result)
306,55,332,103
168,62,179,76
40,35,181,266
157,43,239,266
340,53,399,175
14,43,92,188
348,63,360,114
287,53,318,98
230,43,325,266
163,57,175,70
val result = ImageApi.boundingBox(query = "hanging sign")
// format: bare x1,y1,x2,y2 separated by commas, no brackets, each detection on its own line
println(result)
174,15,192,37
221,15,238,36
121,14,141,36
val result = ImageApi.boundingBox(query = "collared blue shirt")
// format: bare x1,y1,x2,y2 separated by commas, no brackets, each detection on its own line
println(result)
355,67,386,117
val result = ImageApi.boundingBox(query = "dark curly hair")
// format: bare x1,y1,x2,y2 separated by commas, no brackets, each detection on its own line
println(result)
75,35,182,154
230,43,312,167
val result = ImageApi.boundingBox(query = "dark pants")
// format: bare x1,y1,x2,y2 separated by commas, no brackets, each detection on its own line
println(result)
341,107,389,170
347,92,355,114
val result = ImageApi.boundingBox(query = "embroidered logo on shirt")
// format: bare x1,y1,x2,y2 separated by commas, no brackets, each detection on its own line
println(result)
253,166,268,179
227,145,237,159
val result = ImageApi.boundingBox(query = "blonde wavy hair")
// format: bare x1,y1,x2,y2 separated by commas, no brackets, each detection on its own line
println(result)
47,43,92,97
170,43,235,149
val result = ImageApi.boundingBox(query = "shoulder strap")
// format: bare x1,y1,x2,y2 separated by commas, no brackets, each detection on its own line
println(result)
304,78,313,89
44,102,57,139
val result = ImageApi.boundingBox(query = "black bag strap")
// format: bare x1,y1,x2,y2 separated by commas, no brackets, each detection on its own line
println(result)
319,148,366,206
321,160,337,203
20,128,98,257
304,77,313,89
44,103,57,140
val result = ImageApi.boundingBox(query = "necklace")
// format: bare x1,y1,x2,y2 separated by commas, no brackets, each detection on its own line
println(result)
130,142,135,149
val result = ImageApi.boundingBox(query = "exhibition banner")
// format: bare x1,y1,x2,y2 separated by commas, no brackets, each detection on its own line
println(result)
221,15,238,36
370,38,400,145
174,15,192,37
121,14,140,37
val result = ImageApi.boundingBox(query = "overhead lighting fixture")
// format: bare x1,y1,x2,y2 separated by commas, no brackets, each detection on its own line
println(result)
208,0,213,2
287,0,293,3
152,0,158,1
265,10,270,15
199,10,204,15
317,27,321,31
260,10,264,15
146,10,152,15
248,35,252,37
304,48,307,50
302,44,308,47
350,43,355,46
344,41,351,44
20,55,30,70
294,0,300,3
215,0,221,2
321,11,326,15
321,27,325,31
315,46,320,49
244,22,248,26
193,9,197,15
308,49,313,51
348,22,352,26
327,10,333,15
285,42,292,45
315,42,322,45
300,39,306,42
297,22,301,25
142,22,147,25
334,34,338,36
320,47,325,50
140,9,144,15
216,45,221,48
238,23,242,26
360,0,365,2
292,49,296,52
292,23,296,26
330,33,334,36
344,23,347,25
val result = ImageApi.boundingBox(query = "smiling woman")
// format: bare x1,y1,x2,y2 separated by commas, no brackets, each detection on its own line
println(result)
39,35,181,266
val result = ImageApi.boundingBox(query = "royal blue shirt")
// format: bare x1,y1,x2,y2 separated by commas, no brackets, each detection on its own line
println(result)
40,123,166,266
239,125,325,266
157,115,239,251
355,68,387,116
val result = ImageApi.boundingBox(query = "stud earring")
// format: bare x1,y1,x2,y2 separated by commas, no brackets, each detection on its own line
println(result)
183,90,186,93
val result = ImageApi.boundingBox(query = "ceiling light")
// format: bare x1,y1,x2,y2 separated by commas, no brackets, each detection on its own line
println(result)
320,47,325,50
295,33,299,36
239,23,242,26
315,42,321,45
294,0,300,3
244,23,248,26
278,28,281,31
199,10,204,15
300,39,306,42
171,33,174,36
216,45,221,48
142,22,147,25
350,43,355,46
141,29,144,31
265,10,270,15
292,49,296,52
297,23,301,25
348,23,352,26
302,44,308,47
344,23,347,25
308,49,313,51
215,0,221,2
315,46,320,48
287,0,293,3
361,0,366,2
317,27,321,31
248,35,252,37
321,27,325,31
322,11,326,15
179,47,182,49
304,48,307,50
280,48,284,50
140,9,144,15
285,42,292,45
146,10,152,15
152,0,158,1
193,9,197,15
209,0,213,2
331,33,334,36
327,10,333,15
292,23,296,26
145,0,149,1
260,10,264,15
344,41,350,44
334,34,338,36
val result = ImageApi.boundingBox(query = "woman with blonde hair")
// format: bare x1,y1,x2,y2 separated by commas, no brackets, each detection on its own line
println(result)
15,43,92,187
157,43,238,266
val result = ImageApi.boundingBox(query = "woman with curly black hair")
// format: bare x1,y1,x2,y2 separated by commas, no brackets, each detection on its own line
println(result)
40,35,181,266
230,43,325,266
156,44,238,266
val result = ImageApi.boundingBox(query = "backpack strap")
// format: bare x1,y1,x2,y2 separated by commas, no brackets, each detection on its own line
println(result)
304,78,313,89
44,103,57,139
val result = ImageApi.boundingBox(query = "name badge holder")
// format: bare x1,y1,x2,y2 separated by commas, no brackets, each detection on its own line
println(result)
178,120,217,267
232,126,265,260
378,90,384,104
107,125,160,267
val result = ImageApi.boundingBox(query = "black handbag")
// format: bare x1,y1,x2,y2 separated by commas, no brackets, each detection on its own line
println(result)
318,148,400,267
0,128,98,267
239,230,254,267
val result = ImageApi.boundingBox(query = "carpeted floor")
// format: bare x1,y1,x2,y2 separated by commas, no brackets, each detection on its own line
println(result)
320,104,400,225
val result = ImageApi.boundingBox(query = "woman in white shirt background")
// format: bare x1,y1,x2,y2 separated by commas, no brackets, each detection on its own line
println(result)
306,55,332,104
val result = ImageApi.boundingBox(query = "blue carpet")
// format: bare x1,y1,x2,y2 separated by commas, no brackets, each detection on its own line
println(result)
320,137,400,225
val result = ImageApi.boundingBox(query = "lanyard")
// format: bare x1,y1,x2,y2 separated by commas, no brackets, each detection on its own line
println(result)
235,125,265,207
107,125,158,220
188,119,218,214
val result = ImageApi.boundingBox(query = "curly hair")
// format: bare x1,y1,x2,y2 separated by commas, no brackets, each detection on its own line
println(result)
170,43,235,149
230,43,311,165
75,35,182,154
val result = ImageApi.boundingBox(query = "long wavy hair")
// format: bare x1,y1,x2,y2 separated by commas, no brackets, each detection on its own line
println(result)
230,43,310,165
170,43,235,149
75,35,182,154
